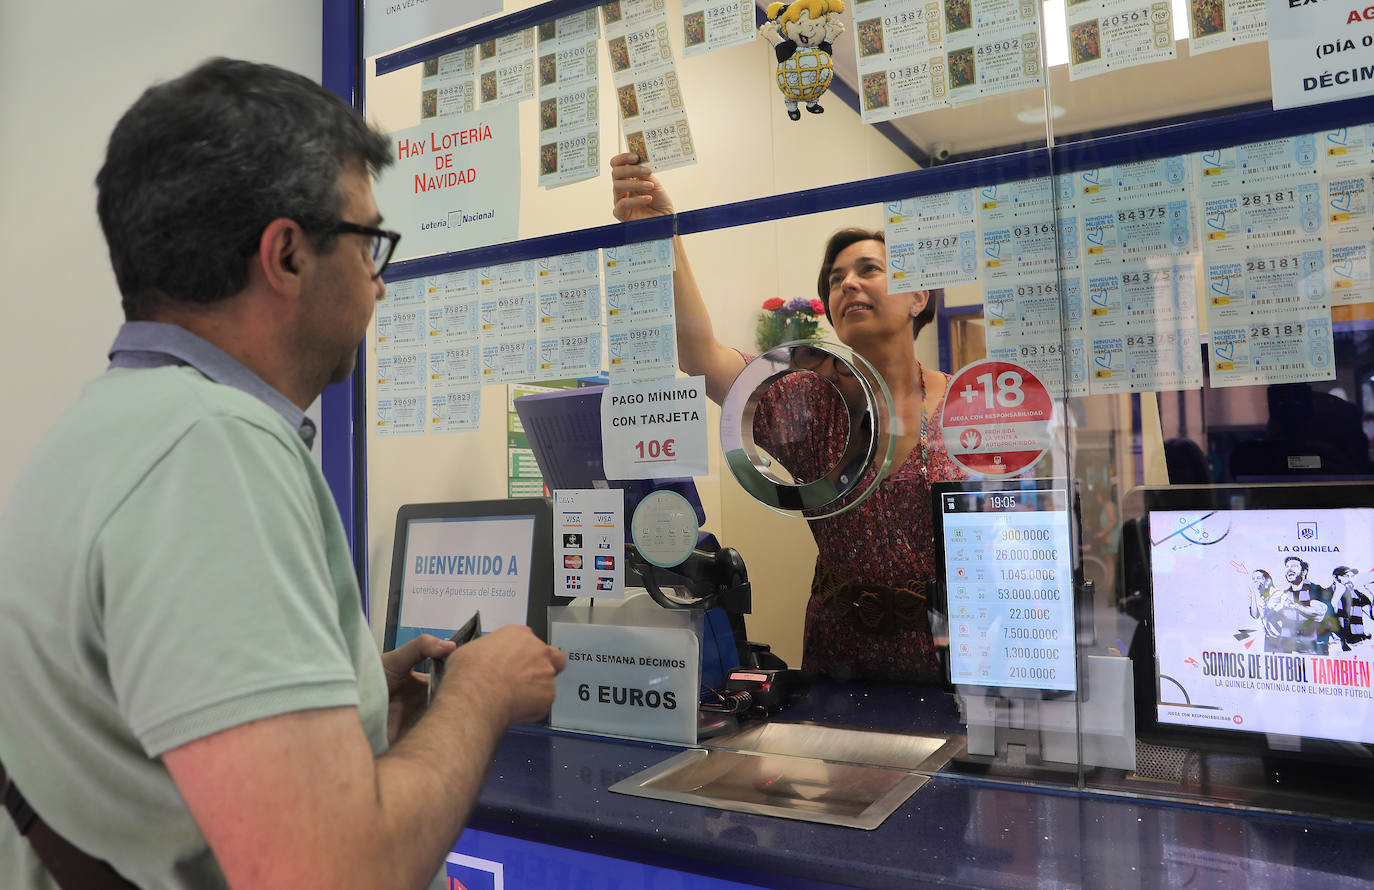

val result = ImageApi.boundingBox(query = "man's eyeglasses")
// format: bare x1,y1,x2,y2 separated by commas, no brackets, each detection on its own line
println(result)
332,221,402,279
791,344,854,377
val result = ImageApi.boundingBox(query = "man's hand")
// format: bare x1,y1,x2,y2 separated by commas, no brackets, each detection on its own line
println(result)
611,152,673,222
435,625,567,726
381,633,456,744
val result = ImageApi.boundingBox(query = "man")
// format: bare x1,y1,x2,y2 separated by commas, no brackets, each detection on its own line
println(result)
1331,566,1373,651
0,58,565,890
1281,556,1338,655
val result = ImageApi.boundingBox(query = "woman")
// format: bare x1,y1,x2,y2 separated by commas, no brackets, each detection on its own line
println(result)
611,153,965,682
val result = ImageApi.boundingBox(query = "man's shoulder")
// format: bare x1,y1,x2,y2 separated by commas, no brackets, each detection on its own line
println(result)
89,366,299,447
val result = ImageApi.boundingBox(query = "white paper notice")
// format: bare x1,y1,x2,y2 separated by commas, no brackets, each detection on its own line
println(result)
550,620,698,743
1267,0,1374,109
601,376,709,479
1066,0,1176,81
554,489,625,598
375,107,520,262
680,0,755,56
364,0,499,58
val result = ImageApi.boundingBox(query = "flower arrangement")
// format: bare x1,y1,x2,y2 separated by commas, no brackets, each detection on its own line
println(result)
755,296,827,353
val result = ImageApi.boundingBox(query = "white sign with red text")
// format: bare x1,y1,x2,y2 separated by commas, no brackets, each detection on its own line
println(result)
374,106,520,262
600,376,708,480
941,359,1053,476
1267,0,1374,109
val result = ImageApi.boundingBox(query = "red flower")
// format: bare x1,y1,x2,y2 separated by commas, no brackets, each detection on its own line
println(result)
762,297,785,310
810,299,826,315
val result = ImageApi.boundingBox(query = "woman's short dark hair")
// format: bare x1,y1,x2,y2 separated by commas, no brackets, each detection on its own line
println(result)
97,58,392,320
815,227,941,339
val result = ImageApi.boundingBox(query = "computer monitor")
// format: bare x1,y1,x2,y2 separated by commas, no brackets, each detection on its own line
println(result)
513,385,706,527
1139,483,1374,755
384,498,563,649
933,479,1079,698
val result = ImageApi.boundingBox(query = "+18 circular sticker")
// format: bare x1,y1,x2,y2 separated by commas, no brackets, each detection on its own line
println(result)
631,490,699,568
940,359,1053,476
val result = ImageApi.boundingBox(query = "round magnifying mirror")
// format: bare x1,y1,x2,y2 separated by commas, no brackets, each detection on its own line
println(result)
719,340,895,519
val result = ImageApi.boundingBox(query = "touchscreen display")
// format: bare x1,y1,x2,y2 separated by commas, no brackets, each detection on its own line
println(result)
940,487,1077,692
395,514,536,647
1150,506,1374,745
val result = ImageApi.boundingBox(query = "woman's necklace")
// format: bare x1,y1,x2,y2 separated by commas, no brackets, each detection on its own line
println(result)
916,361,929,474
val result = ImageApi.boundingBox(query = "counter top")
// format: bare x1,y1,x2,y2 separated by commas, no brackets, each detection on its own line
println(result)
468,680,1374,889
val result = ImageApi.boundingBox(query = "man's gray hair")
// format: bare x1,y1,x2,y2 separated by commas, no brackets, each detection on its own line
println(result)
97,57,393,320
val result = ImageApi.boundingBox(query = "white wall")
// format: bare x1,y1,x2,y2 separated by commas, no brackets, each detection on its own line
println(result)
0,1,323,504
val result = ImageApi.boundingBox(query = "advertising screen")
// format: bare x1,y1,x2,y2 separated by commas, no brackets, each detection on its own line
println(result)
1149,501,1374,746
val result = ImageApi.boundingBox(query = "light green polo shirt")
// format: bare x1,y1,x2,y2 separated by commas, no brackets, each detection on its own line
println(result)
0,366,388,889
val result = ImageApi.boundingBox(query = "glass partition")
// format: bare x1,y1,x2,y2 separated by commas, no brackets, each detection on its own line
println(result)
358,0,1374,823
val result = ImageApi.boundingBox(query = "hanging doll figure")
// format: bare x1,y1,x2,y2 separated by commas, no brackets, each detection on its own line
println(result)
759,0,846,121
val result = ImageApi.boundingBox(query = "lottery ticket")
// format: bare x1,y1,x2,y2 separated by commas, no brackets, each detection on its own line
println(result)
1322,171,1373,239
1121,263,1198,329
427,291,481,343
1319,125,1374,172
606,273,675,323
477,30,536,107
1186,0,1267,56
537,9,599,47
538,323,604,380
608,322,678,383
1065,0,1175,82
1204,251,1325,328
376,347,428,394
429,386,482,434
615,68,687,125
1124,326,1203,392
428,342,483,388
1084,270,1125,336
605,15,674,74
537,129,602,188
376,393,427,437
538,35,599,91
1329,241,1373,306
680,0,754,57
623,112,697,172
944,27,1042,102
1208,316,1335,388
381,277,424,306
481,333,539,384
604,239,675,281
1194,135,1320,195
886,189,980,289
536,12,602,189
1081,210,1122,269
1088,335,1129,394
420,47,477,121
376,306,426,346
1115,198,1193,260
853,0,946,122
862,56,949,122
